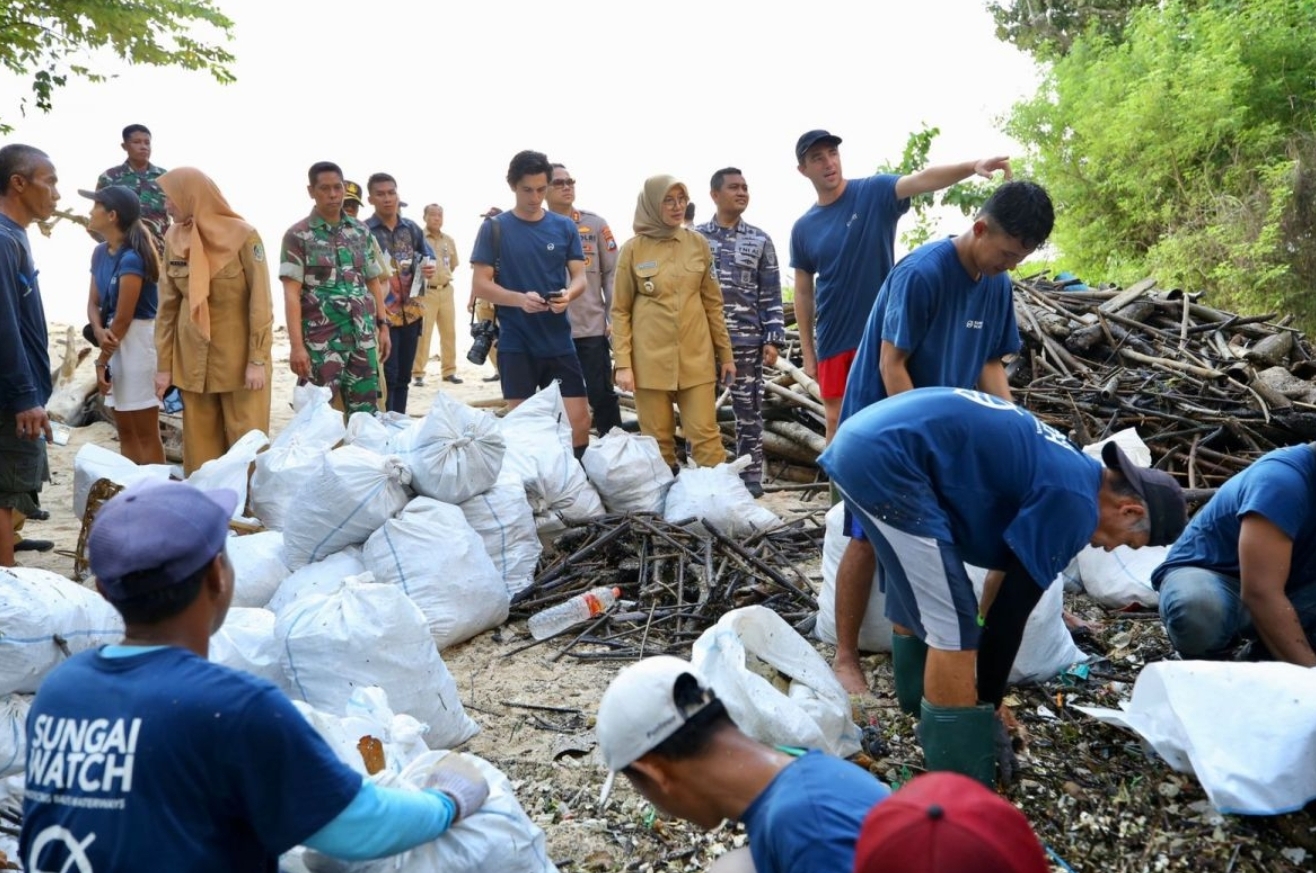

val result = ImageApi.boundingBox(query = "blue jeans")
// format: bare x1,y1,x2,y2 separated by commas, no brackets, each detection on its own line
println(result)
1158,566,1316,658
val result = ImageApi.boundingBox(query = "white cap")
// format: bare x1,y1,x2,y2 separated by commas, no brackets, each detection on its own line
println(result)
595,656,718,805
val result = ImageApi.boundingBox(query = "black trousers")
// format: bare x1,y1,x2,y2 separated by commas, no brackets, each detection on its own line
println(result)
574,334,623,434
384,320,422,414
976,558,1046,708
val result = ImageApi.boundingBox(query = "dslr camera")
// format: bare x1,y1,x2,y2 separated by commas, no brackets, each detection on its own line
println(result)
467,318,499,366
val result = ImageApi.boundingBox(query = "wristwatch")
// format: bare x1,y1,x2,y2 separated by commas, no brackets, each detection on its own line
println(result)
249,360,266,367
376,317,388,328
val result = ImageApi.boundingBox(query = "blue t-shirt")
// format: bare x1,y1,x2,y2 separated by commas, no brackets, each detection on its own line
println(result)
740,750,889,873
20,647,362,873
789,175,911,360
0,213,50,412
820,387,1102,588
1152,444,1316,592
840,238,1021,423
470,211,584,357
91,243,158,320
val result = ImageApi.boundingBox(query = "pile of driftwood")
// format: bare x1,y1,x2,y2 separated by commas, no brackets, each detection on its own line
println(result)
1009,276,1316,490
506,512,824,660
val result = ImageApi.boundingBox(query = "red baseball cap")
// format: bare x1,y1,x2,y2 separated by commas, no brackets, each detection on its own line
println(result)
853,772,1049,873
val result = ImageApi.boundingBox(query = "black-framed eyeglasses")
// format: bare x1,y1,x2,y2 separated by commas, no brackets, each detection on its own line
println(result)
550,178,576,188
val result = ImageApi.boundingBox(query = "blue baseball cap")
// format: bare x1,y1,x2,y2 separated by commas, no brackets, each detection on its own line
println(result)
89,479,237,601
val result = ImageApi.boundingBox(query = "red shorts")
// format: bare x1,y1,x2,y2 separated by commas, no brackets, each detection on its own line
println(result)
817,349,858,400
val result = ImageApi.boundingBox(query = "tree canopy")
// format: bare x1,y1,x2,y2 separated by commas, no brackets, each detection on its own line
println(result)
0,1,236,133
1002,0,1316,325
878,124,995,251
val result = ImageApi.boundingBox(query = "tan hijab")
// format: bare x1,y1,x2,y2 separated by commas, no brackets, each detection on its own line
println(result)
632,175,688,240
159,167,253,341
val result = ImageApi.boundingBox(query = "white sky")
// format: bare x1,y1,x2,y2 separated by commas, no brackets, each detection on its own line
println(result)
4,0,1039,326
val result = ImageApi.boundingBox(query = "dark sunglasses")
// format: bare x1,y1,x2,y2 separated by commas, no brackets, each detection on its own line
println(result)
549,178,576,188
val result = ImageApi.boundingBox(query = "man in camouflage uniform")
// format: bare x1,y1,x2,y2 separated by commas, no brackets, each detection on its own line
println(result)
366,173,435,414
279,162,390,415
696,167,785,496
548,163,622,434
96,123,169,253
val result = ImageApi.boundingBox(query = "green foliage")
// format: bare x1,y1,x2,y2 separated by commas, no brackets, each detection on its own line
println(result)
1004,0,1316,327
985,0,1167,60
0,1,236,133
878,124,994,250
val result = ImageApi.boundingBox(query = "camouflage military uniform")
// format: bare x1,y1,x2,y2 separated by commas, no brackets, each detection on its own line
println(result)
278,212,384,413
696,218,785,487
97,162,170,252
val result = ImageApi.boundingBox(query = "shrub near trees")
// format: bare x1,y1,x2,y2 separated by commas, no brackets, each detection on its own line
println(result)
997,0,1316,328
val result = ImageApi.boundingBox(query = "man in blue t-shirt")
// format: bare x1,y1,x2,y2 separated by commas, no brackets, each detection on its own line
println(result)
471,149,590,457
0,144,57,568
1153,444,1316,666
829,182,1054,698
819,388,1186,786
595,656,889,873
20,480,491,872
788,128,1011,440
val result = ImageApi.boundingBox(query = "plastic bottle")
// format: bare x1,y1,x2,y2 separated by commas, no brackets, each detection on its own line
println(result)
527,586,621,640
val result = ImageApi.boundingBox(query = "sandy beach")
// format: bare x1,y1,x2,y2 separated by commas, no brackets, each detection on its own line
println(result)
17,319,825,869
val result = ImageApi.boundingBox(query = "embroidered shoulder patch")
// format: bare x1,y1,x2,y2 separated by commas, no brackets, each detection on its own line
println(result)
252,242,265,262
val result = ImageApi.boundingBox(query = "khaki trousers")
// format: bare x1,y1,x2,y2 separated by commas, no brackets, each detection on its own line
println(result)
633,382,725,468
180,385,272,475
415,284,457,378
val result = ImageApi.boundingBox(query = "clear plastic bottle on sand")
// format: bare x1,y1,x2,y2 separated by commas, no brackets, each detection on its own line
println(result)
527,586,621,640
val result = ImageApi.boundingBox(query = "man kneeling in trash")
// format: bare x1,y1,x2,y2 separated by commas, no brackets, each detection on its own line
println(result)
595,655,889,873
20,479,490,872
818,387,1187,786
1154,442,1316,666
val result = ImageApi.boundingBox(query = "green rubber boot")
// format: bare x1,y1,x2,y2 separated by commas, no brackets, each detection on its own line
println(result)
917,699,998,788
891,633,928,716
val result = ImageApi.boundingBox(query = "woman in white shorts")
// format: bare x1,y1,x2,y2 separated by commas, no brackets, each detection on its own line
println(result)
83,184,165,464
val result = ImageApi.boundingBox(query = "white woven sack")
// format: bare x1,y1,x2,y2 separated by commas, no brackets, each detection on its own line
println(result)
390,392,505,505
281,446,412,569
582,428,673,514
501,383,603,524
250,387,346,530
664,457,780,538
364,497,509,649
226,529,290,609
458,473,541,598
266,548,366,616
210,607,288,690
0,567,124,695
814,503,894,652
276,574,478,749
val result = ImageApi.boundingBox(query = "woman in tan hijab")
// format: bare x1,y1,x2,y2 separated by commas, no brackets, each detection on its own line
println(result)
612,175,735,469
154,167,273,474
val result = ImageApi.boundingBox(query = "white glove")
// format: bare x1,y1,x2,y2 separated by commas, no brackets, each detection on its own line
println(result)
424,753,490,821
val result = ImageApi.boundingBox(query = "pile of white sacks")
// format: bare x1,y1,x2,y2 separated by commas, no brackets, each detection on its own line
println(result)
4,381,784,869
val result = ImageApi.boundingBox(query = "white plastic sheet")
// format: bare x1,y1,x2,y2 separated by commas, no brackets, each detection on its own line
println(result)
692,606,861,758
292,686,430,778
364,497,509,648
1076,661,1316,815
664,457,780,539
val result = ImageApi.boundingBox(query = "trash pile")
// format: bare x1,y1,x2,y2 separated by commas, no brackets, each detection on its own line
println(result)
1010,276,1316,490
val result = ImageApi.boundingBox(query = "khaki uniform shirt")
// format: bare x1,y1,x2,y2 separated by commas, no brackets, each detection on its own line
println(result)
424,230,458,290
563,209,617,339
611,228,733,391
156,231,274,394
